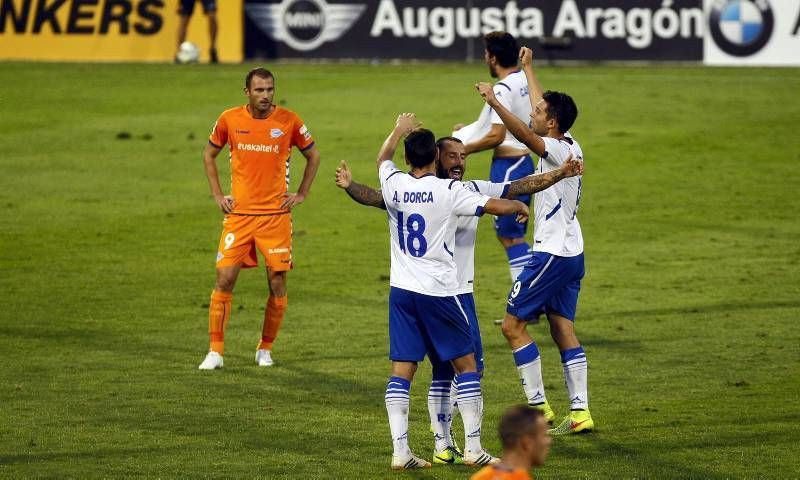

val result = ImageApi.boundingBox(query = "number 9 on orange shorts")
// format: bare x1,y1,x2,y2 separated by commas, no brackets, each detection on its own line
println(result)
215,214,293,271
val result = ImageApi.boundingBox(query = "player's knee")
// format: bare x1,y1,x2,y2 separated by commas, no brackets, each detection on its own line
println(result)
268,274,287,297
215,278,235,292
497,236,525,249
391,362,417,380
215,270,237,292
501,316,525,341
452,355,477,374
549,321,578,348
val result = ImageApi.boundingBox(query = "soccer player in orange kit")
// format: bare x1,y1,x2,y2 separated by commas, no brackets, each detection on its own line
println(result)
471,406,551,480
198,67,321,370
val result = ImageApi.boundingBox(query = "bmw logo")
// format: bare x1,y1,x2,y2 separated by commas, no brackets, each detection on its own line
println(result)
709,0,774,56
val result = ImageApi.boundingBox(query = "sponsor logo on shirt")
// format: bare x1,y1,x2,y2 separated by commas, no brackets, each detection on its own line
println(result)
270,128,284,138
299,124,311,140
237,143,280,153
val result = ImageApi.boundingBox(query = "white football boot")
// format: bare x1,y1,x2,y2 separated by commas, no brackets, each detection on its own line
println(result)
463,449,500,467
390,451,432,470
255,349,274,367
198,351,224,370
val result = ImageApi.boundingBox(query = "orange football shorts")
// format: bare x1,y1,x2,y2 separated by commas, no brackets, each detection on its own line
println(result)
215,213,292,271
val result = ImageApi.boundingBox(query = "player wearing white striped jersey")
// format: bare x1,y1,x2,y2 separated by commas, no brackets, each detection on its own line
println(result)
335,135,582,464
454,32,536,281
361,114,530,469
476,46,594,435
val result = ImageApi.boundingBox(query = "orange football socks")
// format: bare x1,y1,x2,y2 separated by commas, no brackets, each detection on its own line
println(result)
208,290,233,354
258,295,287,351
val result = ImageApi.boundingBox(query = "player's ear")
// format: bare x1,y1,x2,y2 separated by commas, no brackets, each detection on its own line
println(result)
520,435,534,455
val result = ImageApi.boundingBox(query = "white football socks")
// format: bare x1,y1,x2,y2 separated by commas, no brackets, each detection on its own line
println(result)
455,372,484,453
427,379,452,452
513,342,547,405
561,347,589,410
385,376,411,455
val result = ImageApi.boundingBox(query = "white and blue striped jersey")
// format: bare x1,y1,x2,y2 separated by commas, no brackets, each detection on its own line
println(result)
532,135,584,257
379,160,491,296
454,180,509,294
489,70,532,151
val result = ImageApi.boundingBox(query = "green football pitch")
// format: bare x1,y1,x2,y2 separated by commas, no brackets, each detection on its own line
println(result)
1,62,799,479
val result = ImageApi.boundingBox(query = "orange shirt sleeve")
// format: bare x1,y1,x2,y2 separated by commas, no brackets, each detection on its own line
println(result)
291,114,315,151
209,113,229,148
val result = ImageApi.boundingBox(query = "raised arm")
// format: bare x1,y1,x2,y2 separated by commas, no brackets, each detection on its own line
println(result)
335,160,386,209
483,198,529,224
376,113,421,170
282,144,321,210
506,155,583,197
464,123,505,155
519,47,544,110
203,142,235,214
476,82,546,157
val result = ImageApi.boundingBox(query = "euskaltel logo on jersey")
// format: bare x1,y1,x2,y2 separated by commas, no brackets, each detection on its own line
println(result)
245,0,366,51
709,0,774,56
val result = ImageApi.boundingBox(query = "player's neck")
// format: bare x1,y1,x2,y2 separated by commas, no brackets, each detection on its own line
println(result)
246,103,275,119
409,165,436,178
495,65,519,81
546,128,566,140
496,451,534,473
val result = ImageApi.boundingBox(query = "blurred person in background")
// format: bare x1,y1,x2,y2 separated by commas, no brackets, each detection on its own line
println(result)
176,0,219,63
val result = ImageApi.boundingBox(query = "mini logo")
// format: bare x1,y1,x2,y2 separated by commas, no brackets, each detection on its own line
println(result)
709,0,774,56
236,129,251,134
270,128,284,138
245,0,366,52
216,252,224,262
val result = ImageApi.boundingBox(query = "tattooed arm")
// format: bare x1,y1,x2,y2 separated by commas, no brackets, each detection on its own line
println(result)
506,154,583,197
335,160,387,210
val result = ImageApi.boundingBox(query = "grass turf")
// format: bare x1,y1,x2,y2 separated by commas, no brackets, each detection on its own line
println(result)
0,62,799,479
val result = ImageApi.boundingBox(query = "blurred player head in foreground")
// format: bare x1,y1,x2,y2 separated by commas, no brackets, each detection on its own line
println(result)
484,31,520,78
404,128,438,169
244,67,275,117
435,136,467,180
532,91,578,137
499,405,552,468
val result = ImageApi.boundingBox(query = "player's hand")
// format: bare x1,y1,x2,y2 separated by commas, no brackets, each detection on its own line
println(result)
475,82,497,106
514,201,530,224
519,47,534,69
215,194,235,214
560,154,584,178
395,113,421,136
335,160,352,189
281,192,306,210
453,123,465,132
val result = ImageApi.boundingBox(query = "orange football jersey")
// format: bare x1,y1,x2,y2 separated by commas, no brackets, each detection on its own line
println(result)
209,105,315,214
471,465,532,480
